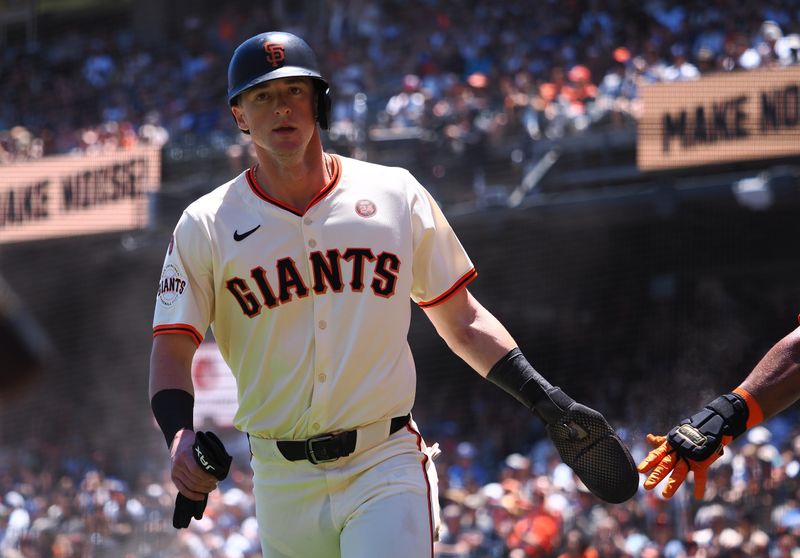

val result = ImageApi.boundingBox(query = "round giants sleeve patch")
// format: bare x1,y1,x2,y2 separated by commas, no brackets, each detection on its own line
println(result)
157,263,188,307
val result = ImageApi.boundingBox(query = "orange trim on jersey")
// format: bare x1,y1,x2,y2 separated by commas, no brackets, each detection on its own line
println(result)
406,423,436,558
245,154,342,217
153,323,204,346
733,386,765,429
417,268,478,308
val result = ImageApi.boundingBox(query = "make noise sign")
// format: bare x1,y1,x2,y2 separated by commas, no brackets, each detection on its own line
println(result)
638,65,800,171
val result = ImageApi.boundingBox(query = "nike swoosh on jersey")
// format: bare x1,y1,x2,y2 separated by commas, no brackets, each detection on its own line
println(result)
233,224,261,241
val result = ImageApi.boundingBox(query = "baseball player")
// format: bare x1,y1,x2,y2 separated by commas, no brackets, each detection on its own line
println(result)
639,322,800,499
149,31,638,558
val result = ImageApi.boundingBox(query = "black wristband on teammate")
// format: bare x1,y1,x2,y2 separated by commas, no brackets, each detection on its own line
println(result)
151,389,195,449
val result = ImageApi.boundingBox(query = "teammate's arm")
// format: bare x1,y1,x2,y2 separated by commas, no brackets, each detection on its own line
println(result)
149,334,218,500
638,325,800,499
737,325,800,418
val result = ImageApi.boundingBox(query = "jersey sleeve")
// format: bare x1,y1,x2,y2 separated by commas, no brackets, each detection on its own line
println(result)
408,176,477,307
152,210,214,345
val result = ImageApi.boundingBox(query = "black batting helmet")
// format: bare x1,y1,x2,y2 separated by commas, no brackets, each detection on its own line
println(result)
227,31,331,130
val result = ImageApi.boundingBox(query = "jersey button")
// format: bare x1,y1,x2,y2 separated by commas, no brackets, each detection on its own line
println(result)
304,217,313,225
308,239,317,248
318,373,327,382
318,320,327,329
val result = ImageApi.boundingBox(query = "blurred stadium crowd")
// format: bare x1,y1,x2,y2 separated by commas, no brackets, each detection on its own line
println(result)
4,0,800,557
2,0,800,163
1,413,800,557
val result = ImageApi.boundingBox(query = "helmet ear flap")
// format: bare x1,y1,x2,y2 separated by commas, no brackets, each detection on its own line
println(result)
317,85,332,130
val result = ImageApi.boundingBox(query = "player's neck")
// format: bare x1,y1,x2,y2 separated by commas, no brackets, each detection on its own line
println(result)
253,144,331,211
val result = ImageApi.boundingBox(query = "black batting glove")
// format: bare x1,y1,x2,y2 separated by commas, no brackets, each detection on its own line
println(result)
173,431,233,529
173,493,207,529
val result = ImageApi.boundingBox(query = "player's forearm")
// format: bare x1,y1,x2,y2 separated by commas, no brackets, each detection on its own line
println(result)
149,334,199,448
737,326,800,420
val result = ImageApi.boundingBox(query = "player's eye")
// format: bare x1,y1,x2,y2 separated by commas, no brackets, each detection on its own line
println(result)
254,91,270,101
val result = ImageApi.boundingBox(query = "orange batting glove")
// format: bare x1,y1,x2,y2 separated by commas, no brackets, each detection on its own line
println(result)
637,388,762,499
638,433,727,499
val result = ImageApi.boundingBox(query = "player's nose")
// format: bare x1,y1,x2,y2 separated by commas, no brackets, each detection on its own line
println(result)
273,97,292,115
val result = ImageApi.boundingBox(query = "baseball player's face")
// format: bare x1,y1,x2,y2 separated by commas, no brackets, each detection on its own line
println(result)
232,77,317,158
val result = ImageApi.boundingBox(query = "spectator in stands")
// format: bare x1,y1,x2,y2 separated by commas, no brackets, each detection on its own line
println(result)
556,528,599,558
448,441,490,492
505,479,561,558
563,65,597,113
436,503,473,557
663,44,701,81
756,20,785,68
535,67,573,139
776,33,800,66
722,32,760,71
383,73,428,129
593,48,641,128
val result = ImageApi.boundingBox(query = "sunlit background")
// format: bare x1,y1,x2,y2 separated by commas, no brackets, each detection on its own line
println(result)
2,1,800,556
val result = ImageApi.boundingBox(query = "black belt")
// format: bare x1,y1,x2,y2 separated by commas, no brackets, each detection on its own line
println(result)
277,414,410,464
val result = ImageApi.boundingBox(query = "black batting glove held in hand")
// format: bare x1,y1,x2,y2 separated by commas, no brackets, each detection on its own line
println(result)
173,493,207,529
487,348,638,504
173,431,233,529
667,393,749,461
193,431,233,481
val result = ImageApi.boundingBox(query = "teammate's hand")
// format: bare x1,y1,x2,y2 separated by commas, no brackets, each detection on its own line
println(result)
170,429,219,501
637,433,725,499
637,392,748,499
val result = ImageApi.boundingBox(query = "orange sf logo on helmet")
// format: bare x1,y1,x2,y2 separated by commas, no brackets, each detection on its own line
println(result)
264,42,286,68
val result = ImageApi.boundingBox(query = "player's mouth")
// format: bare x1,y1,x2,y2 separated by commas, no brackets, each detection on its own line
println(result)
272,125,297,135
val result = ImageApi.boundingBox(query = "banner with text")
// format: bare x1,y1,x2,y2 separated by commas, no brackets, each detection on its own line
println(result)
0,146,161,244
638,65,800,171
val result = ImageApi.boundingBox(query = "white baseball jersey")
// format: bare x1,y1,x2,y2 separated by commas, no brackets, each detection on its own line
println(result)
153,154,476,440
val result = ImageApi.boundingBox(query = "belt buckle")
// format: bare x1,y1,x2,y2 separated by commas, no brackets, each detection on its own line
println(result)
305,434,338,464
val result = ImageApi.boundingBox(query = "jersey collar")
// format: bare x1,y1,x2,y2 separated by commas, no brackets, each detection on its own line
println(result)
245,154,342,216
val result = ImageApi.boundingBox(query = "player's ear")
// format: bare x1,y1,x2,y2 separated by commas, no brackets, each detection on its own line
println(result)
230,102,250,134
